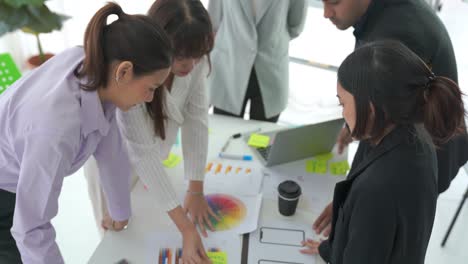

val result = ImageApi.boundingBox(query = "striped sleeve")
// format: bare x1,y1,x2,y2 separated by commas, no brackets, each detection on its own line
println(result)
181,59,210,181
117,105,180,211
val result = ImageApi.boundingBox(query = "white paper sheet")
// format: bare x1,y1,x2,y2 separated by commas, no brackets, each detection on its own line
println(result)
204,159,264,196
248,208,321,264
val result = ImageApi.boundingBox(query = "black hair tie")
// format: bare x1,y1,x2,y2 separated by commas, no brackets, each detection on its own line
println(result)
425,72,436,90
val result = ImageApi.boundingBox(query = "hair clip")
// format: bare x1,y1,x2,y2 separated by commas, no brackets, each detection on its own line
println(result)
425,72,436,90
428,72,436,82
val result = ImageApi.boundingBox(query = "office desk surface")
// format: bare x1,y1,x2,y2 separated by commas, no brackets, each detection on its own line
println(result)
88,115,342,263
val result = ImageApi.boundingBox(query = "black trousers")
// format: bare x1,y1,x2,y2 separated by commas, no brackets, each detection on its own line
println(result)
0,189,22,263
214,68,280,123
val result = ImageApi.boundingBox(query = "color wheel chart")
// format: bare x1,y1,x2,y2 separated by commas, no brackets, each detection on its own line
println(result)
206,193,247,231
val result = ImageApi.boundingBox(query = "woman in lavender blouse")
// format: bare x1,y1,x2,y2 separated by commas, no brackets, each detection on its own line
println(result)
0,3,172,263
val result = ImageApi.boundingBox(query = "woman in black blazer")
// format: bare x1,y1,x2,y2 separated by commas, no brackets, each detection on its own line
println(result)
301,40,466,263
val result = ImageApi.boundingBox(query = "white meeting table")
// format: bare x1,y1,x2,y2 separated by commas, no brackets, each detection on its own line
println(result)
88,114,345,264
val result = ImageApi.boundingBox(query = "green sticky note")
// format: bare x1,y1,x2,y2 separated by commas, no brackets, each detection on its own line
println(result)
315,160,328,173
248,133,270,148
162,153,182,168
0,53,21,94
330,160,350,176
306,160,328,174
207,252,227,264
314,152,333,161
305,160,315,173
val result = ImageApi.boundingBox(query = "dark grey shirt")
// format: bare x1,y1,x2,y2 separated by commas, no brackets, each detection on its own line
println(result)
352,0,467,194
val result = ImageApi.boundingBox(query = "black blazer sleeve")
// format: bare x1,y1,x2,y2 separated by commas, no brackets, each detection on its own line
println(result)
318,239,331,262
342,186,397,264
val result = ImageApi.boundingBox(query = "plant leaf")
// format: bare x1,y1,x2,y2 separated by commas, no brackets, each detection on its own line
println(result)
21,4,70,34
1,0,45,8
0,3,30,36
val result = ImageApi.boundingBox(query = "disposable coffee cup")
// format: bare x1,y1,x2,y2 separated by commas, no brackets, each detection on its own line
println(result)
277,180,301,216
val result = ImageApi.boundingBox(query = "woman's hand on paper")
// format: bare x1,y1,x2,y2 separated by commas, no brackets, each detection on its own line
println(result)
184,192,220,237
181,227,212,264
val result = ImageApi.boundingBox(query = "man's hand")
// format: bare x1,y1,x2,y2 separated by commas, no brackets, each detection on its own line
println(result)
337,126,353,154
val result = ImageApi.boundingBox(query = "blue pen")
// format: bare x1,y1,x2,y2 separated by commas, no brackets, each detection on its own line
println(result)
219,152,253,161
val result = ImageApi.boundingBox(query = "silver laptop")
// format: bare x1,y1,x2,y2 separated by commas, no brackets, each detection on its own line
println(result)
246,118,344,167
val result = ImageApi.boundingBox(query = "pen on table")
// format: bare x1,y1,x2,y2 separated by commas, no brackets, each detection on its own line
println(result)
219,152,253,161
220,137,232,153
220,128,262,152
231,128,262,139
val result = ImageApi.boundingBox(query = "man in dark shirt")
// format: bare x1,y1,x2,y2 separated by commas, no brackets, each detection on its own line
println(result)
303,0,468,261
327,0,466,194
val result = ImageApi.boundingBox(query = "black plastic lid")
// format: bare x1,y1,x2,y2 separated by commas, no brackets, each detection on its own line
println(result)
278,180,301,199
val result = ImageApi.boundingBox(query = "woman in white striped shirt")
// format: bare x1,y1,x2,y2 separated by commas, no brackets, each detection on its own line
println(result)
84,0,217,262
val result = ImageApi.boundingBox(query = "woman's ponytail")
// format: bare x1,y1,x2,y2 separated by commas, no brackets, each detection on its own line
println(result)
79,2,127,89
76,2,172,138
423,75,466,145
77,2,172,93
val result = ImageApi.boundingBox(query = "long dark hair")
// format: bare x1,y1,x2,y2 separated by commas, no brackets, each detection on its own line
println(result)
146,0,214,137
76,2,173,138
338,40,465,145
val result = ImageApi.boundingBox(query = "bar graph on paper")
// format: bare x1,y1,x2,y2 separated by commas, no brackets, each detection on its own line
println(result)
205,162,252,176
204,161,262,196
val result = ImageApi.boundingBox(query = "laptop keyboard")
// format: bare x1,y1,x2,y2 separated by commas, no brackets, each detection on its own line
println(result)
257,145,272,160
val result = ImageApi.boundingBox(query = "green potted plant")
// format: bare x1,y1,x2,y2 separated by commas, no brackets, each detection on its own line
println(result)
0,0,69,68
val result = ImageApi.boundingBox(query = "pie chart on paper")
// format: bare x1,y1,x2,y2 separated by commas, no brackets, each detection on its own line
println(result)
205,193,247,231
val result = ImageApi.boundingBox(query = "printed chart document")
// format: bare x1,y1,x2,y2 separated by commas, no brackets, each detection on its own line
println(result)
204,160,263,195
202,192,262,235
198,159,264,234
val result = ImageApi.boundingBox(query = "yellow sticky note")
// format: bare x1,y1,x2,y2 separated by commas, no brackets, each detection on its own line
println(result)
162,153,182,168
315,160,328,174
314,152,333,161
207,252,227,264
248,133,270,148
330,160,350,176
305,160,315,173
306,160,328,174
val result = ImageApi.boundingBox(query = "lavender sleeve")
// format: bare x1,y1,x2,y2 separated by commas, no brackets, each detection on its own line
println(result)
12,130,76,263
93,115,132,222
